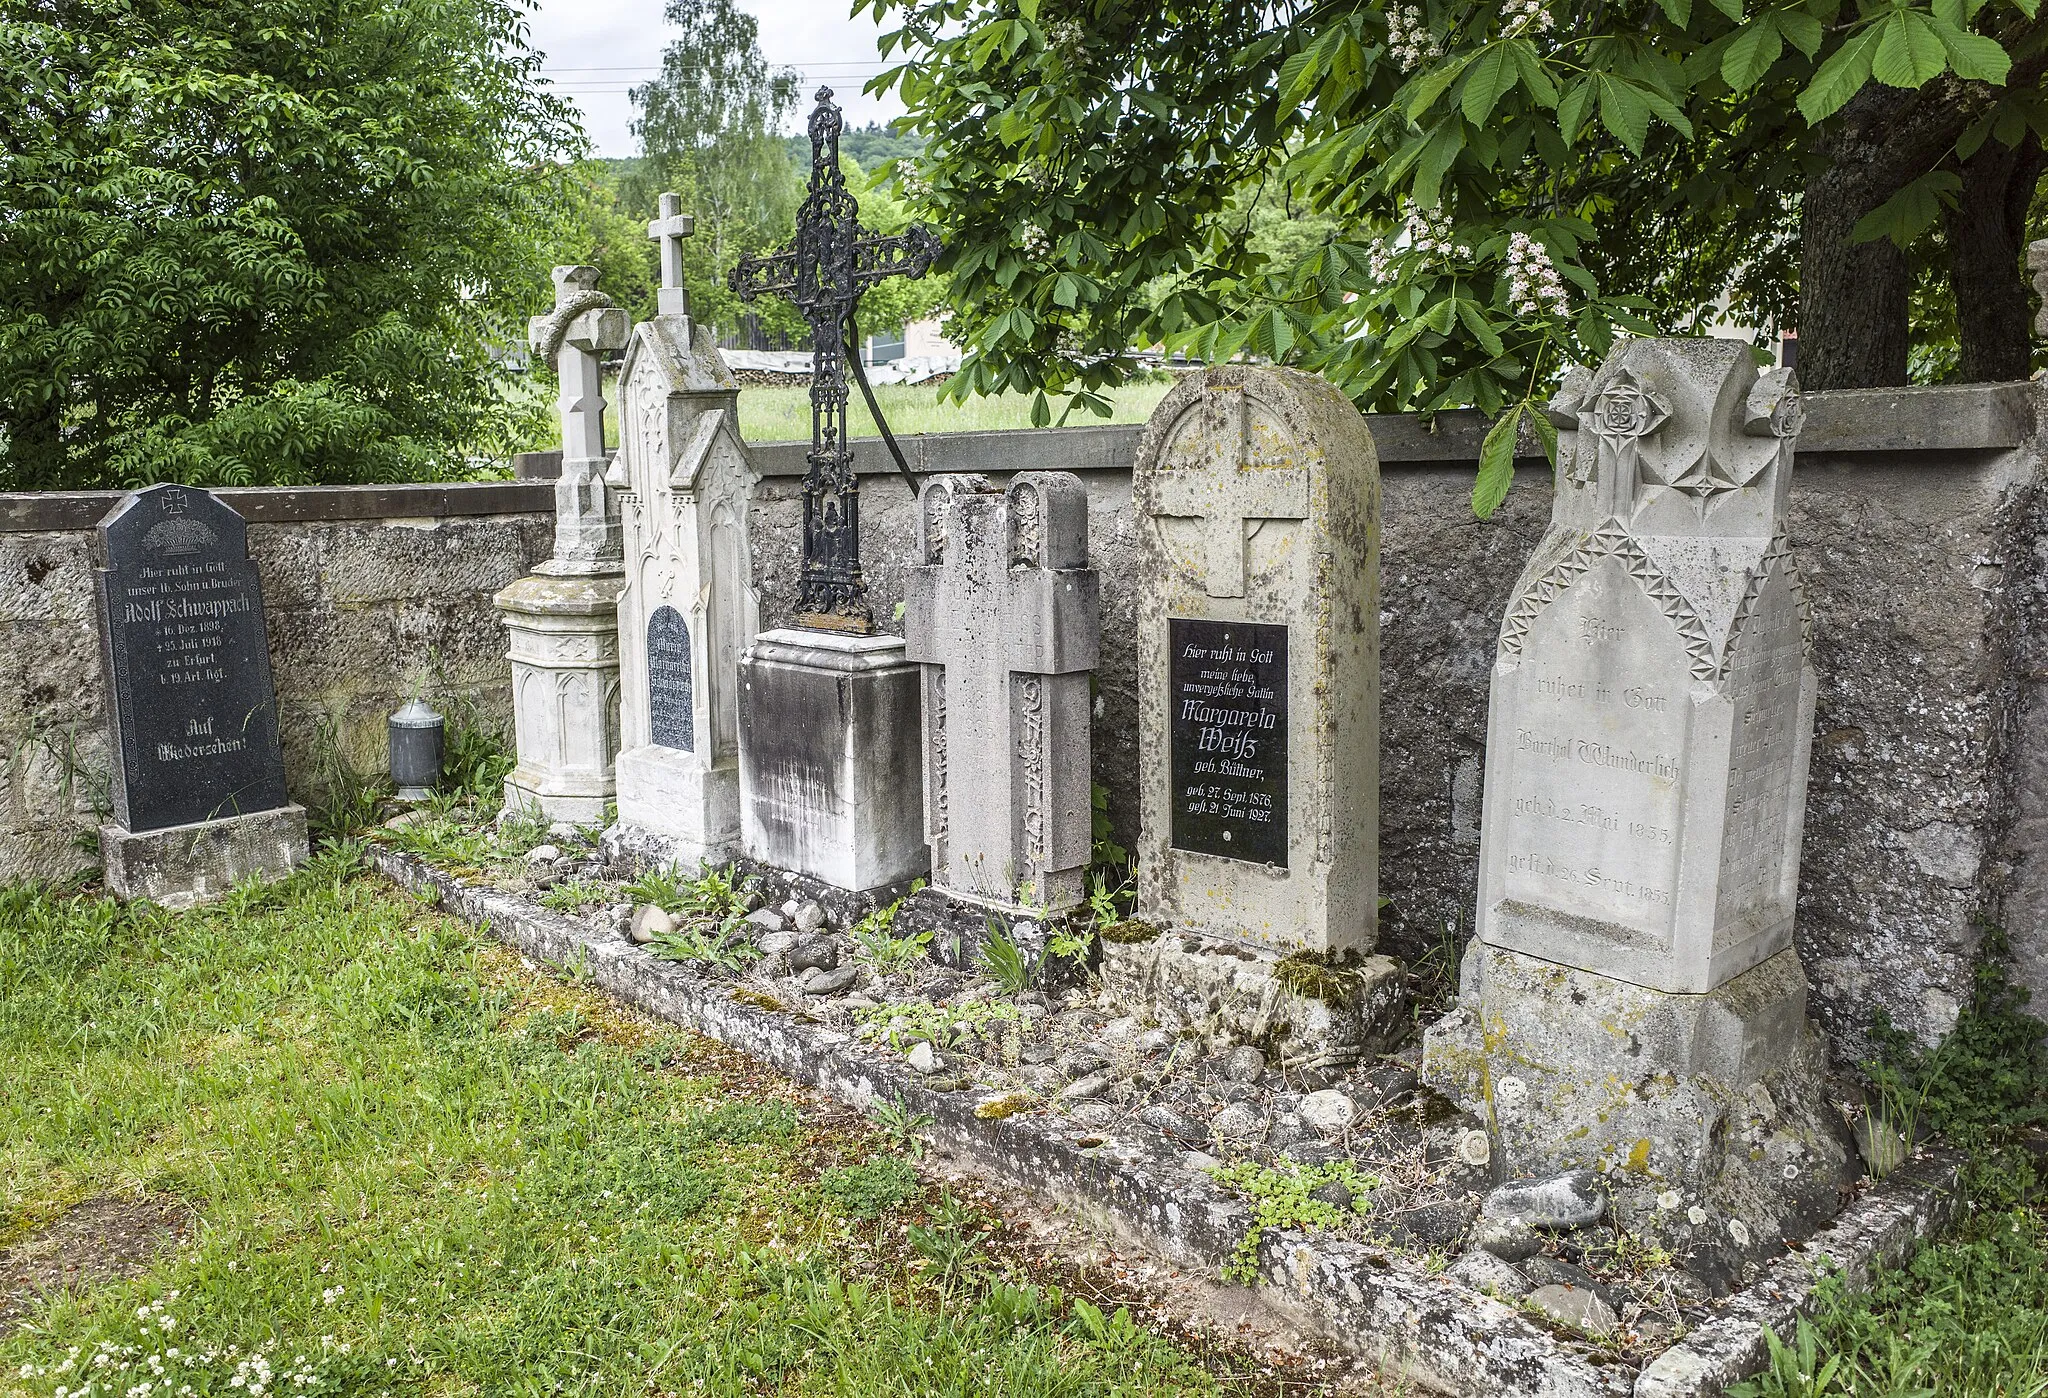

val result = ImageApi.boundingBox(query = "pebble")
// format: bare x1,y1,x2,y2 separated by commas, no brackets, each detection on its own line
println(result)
1526,1283,1619,1337
548,821,579,840
629,904,675,944
1060,1071,1114,1102
1019,1066,1062,1095
805,965,858,996
1057,1048,1110,1079
1099,1016,1139,1043
1449,1250,1532,1299
1470,1215,1541,1262
1138,1104,1207,1144
1300,1089,1357,1134
841,994,879,1010
1222,1044,1267,1083
1855,1115,1909,1177
1482,1169,1606,1228
1135,1028,1176,1055
908,1042,941,1074
1182,1150,1222,1172
788,939,839,974
746,908,787,933
524,844,561,864
1309,1180,1354,1210
1521,1256,1615,1307
781,899,801,917
792,901,827,934
1069,1103,1114,1129
758,931,798,956
1209,1102,1266,1139
382,808,430,830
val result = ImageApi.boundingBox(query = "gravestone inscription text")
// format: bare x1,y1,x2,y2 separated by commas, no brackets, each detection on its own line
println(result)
647,605,695,751
1169,617,1288,866
95,484,288,832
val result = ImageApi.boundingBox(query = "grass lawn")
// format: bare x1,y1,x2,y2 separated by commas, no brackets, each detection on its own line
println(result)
735,380,1175,444
0,851,1277,1398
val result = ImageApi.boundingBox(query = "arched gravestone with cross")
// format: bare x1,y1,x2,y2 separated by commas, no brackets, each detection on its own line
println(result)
1131,366,1382,958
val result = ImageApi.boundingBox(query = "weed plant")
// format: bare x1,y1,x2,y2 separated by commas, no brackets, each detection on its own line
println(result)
0,856,1242,1397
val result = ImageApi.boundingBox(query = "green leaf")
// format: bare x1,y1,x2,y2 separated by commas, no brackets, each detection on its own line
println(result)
1797,27,1877,123
1051,272,1082,307
1018,0,1040,20
1510,40,1559,106
1557,79,1594,142
1722,21,1784,93
1707,0,1745,21
1455,299,1506,356
1777,9,1824,56
1871,11,1945,88
1461,45,1518,124
1928,17,2011,82
1411,122,1464,207
1656,0,1693,27
1850,168,1960,246
1598,77,1652,153
1405,54,1471,120
1473,402,1524,520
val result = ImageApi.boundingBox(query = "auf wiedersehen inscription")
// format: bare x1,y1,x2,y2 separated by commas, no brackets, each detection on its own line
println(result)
647,605,695,752
1169,618,1288,866
95,484,288,832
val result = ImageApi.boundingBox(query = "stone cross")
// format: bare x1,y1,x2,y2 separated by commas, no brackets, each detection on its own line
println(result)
1131,367,1381,957
648,193,694,319
528,265,631,569
904,472,1099,911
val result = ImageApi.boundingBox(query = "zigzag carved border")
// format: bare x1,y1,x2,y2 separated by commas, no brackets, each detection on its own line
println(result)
1497,521,1720,683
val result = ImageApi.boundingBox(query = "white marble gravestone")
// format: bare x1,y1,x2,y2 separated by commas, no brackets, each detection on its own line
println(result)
602,205,760,871
1423,339,1853,1265
1131,365,1381,956
496,266,632,824
904,472,1099,911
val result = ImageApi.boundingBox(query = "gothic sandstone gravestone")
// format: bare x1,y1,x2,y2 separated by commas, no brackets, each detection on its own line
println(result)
94,484,306,907
1107,366,1402,1071
1423,338,1854,1278
904,472,1099,911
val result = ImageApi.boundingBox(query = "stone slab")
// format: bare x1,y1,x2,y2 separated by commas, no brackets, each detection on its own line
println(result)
102,803,307,909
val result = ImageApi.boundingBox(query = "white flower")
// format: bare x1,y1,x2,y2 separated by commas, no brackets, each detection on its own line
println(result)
1500,0,1556,34
1506,232,1570,317
1019,224,1051,258
1386,3,1445,69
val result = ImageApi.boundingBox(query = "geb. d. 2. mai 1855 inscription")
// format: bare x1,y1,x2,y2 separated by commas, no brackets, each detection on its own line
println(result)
1169,618,1288,866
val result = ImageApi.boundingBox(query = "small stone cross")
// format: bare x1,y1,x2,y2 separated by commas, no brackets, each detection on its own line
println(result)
648,193,695,319
527,265,631,568
1151,387,1309,599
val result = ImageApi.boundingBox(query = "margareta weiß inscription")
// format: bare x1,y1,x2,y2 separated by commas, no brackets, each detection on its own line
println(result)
1169,618,1288,866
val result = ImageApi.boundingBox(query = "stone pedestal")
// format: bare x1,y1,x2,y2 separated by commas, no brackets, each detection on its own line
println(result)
738,628,927,893
496,568,625,826
904,472,1098,912
100,804,308,911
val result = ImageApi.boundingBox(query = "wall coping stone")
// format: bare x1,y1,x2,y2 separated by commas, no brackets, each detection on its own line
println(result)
0,480,554,534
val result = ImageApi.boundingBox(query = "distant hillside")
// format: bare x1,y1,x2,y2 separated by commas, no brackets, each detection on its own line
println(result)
785,122,924,174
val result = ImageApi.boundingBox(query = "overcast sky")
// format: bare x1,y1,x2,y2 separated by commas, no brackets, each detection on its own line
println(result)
526,0,909,158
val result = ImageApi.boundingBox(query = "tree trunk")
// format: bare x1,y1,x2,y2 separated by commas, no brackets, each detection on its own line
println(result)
1947,132,2045,383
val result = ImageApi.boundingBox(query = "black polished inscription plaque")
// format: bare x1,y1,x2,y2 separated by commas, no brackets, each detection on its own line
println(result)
647,606,695,751
94,484,288,832
1169,618,1288,866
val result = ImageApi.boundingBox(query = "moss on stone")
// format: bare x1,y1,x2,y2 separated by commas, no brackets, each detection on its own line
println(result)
1271,950,1367,1005
1099,918,1161,944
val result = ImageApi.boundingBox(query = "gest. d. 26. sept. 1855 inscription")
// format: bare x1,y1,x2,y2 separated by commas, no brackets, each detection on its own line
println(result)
1169,618,1288,866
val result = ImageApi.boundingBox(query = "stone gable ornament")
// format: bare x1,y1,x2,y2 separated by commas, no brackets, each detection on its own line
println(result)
1424,337,1854,1277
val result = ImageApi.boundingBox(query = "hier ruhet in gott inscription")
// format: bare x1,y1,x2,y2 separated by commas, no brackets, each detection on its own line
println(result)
95,484,288,832
1169,618,1288,866
646,605,695,751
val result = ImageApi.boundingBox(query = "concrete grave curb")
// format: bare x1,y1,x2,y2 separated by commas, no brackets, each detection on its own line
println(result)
369,844,1962,1397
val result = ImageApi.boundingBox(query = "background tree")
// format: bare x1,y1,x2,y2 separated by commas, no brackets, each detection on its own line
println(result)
867,0,2048,511
0,0,579,490
630,0,804,341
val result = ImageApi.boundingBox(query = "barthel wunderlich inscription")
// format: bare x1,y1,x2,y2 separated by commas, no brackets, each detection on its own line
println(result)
647,606,695,752
95,484,288,832
1169,618,1287,866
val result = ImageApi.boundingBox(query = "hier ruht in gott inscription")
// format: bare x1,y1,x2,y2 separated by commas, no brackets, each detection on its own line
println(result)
95,484,289,831
647,606,695,752
1169,619,1288,867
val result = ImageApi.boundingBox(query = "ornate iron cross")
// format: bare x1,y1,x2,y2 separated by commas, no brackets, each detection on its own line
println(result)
728,87,941,633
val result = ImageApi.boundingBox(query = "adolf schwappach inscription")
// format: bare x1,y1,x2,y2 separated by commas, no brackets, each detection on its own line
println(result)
1169,619,1287,867
95,484,289,832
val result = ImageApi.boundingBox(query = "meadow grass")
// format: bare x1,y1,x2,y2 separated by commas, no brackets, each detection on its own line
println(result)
0,848,1254,1398
735,379,1175,444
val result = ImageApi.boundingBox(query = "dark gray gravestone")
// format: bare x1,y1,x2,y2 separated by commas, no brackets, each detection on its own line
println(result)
95,484,289,831
647,605,694,751
1168,617,1288,867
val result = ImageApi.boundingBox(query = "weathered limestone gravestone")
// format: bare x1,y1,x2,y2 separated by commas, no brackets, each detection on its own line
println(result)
94,484,307,906
1423,338,1853,1275
495,265,632,824
604,204,761,871
1107,366,1401,1070
904,472,1098,911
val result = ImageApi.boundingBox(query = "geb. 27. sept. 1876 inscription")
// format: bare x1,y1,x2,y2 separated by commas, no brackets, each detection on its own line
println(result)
1169,618,1288,866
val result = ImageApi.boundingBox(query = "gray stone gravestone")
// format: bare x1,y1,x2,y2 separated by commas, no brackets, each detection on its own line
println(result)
94,483,307,906
904,471,1099,911
1104,367,1402,1071
1423,339,1853,1271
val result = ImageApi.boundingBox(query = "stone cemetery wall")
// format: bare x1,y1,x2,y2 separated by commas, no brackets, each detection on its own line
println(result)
748,380,2048,1059
0,483,552,883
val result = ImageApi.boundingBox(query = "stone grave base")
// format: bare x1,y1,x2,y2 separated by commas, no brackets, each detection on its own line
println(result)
738,628,926,893
1100,929,1408,1079
495,567,625,827
1423,943,1858,1286
101,804,309,910
606,749,742,873
370,839,1963,1398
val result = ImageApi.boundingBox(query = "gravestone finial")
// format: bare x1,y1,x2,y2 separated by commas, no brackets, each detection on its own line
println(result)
648,193,695,320
527,265,631,570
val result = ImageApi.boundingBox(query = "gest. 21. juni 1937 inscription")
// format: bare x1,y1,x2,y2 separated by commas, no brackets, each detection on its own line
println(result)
1169,618,1287,866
